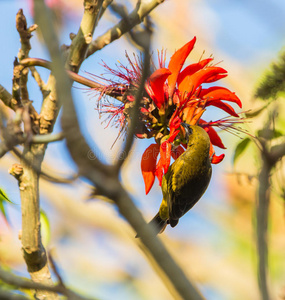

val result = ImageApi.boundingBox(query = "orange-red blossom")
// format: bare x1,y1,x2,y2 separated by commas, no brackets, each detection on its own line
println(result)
141,37,242,194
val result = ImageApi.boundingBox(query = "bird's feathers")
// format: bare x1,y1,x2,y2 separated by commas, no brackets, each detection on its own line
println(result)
144,125,212,236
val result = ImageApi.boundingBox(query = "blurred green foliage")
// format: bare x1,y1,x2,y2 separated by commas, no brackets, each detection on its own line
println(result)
255,50,285,100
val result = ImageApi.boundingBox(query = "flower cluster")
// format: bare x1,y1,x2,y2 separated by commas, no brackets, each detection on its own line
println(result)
92,37,242,194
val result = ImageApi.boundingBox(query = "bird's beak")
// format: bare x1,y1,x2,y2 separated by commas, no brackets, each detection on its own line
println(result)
180,122,191,137
179,123,187,139
179,122,192,142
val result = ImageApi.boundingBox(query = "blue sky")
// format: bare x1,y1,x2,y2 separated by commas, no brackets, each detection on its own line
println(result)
1,1,285,299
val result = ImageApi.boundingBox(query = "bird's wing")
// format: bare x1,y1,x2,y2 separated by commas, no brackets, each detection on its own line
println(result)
167,157,192,219
169,155,210,221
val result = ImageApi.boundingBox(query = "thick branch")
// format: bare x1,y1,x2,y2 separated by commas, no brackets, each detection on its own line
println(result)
256,153,272,300
0,84,14,110
66,0,104,73
19,144,59,300
36,1,204,299
0,289,28,300
86,0,164,57
12,10,58,299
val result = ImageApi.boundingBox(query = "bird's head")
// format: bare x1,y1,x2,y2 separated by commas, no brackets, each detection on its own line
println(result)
180,123,193,144
180,123,210,146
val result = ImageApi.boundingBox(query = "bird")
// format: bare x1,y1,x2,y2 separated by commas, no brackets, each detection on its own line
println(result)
149,124,212,235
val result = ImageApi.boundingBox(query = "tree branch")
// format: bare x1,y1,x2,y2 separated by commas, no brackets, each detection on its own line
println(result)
114,20,151,172
98,0,113,20
31,132,64,144
269,141,285,164
20,57,124,100
36,1,205,299
86,0,164,57
256,152,272,300
16,8,37,103
0,289,29,300
0,84,14,110
0,267,98,300
66,0,104,73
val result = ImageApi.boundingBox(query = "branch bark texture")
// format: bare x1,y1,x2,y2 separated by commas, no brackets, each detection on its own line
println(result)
86,0,164,57
35,1,205,299
257,152,272,300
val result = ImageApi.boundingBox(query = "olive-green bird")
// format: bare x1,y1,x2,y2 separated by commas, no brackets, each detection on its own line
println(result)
150,124,212,234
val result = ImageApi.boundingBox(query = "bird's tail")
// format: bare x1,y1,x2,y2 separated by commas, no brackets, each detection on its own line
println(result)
136,213,167,238
149,212,168,235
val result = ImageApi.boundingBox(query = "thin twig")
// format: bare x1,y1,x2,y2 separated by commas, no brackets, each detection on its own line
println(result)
16,8,36,103
32,132,64,144
48,253,64,286
11,147,78,184
0,131,64,159
15,9,47,98
114,19,151,172
99,0,113,20
30,66,48,95
20,57,123,99
0,267,97,300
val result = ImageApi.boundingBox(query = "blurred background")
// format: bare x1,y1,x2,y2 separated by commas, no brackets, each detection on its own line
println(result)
0,0,285,299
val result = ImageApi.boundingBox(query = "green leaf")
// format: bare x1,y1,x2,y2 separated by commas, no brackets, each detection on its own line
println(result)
0,188,13,204
273,130,284,138
255,50,285,100
40,209,51,246
233,138,251,164
245,103,269,118
257,129,284,140
0,188,13,223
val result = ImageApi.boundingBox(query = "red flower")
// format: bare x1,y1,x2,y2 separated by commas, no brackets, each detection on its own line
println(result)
141,37,242,193
90,37,243,194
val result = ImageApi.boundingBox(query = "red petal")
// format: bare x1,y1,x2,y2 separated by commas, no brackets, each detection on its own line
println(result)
201,122,226,149
147,68,171,109
141,107,148,114
127,95,135,102
170,115,182,130
168,37,196,97
155,158,164,186
183,67,227,96
177,58,213,93
209,129,226,149
141,144,160,194
168,129,179,143
169,116,181,142
211,153,225,164
160,141,172,173
171,145,185,160
206,100,239,117
200,86,242,108
209,142,225,164
204,73,228,83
